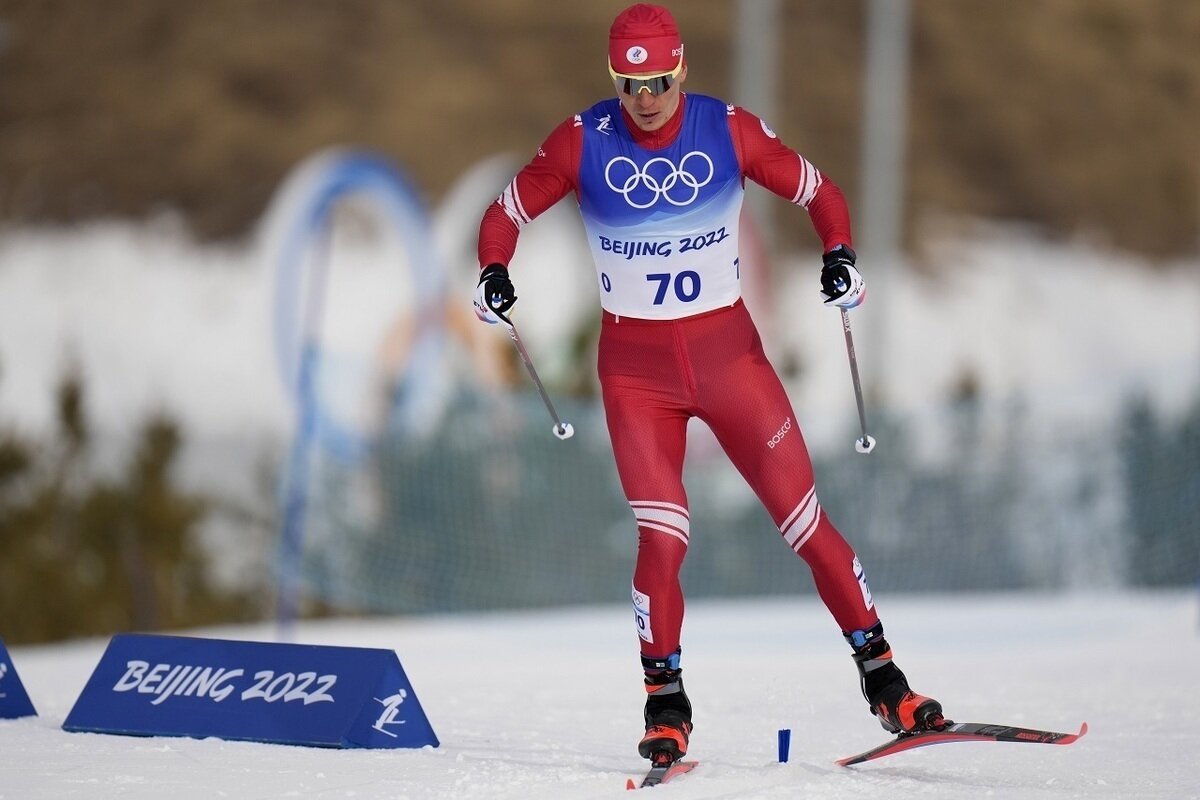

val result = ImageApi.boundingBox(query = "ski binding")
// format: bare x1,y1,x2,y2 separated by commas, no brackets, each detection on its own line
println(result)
626,753,698,789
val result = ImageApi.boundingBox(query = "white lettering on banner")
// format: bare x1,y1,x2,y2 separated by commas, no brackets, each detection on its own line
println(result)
113,660,149,691
111,659,337,706
138,663,170,694
767,417,792,449
372,690,409,737
604,152,714,209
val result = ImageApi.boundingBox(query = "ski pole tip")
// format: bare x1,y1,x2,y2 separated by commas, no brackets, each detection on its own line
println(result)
553,422,575,440
855,435,876,454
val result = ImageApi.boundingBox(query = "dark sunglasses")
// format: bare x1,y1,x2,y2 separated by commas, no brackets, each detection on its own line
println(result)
609,58,683,98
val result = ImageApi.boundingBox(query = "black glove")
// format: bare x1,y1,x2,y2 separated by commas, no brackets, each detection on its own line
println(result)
477,263,517,314
819,245,865,308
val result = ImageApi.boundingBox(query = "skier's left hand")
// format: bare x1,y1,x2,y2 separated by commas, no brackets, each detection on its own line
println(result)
820,245,866,309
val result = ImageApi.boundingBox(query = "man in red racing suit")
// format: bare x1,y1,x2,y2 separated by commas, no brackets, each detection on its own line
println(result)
473,3,945,763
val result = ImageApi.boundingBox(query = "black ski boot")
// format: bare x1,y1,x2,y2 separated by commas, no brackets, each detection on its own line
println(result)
849,625,945,734
638,664,693,760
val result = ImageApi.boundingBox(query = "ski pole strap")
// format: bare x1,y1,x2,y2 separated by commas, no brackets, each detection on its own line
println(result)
844,622,885,651
641,649,681,672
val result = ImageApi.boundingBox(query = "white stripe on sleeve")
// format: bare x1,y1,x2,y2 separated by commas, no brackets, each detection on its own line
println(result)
791,156,824,208
498,180,531,226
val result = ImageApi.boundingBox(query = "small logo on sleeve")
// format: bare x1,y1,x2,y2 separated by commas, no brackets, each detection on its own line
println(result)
767,417,792,449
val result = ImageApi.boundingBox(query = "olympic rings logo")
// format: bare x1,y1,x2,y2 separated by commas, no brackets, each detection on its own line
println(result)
604,151,714,209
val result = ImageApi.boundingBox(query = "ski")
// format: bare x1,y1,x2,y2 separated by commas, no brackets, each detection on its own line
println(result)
836,721,1088,766
625,758,698,789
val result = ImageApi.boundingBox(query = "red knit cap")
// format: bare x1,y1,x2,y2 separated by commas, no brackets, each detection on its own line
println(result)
608,4,684,76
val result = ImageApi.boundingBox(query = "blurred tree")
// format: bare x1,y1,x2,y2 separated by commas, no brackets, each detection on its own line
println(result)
0,368,263,644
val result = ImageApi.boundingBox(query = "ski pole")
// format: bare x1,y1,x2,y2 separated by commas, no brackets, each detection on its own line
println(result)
494,308,574,441
840,309,875,454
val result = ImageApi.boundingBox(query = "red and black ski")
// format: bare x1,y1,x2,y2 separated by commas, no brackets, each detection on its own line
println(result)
836,721,1088,766
626,758,698,789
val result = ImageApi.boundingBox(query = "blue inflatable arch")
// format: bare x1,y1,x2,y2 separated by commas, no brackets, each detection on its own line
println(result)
267,149,444,631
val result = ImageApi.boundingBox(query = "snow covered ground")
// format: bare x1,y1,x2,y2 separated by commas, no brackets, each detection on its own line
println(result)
1,163,1198,798
4,591,1197,799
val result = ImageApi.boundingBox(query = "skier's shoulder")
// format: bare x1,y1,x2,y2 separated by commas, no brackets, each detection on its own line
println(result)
686,92,732,114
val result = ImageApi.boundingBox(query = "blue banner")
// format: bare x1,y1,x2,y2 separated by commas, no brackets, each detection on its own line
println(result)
63,634,438,749
0,638,37,719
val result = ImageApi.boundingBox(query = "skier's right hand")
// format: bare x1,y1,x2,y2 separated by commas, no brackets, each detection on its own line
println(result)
473,263,517,325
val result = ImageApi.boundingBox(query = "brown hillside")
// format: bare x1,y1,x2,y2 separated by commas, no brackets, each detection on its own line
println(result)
0,0,1196,257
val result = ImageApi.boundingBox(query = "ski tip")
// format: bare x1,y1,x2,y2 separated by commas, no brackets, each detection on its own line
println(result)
835,750,871,768
1048,721,1088,746
625,778,636,790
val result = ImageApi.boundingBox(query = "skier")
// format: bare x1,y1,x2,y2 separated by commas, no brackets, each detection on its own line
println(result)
473,3,943,763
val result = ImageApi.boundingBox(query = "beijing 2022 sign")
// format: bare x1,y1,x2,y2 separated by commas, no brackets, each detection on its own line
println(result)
63,634,438,749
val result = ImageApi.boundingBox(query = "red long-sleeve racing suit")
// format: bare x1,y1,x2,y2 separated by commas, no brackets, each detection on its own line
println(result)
478,93,880,662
